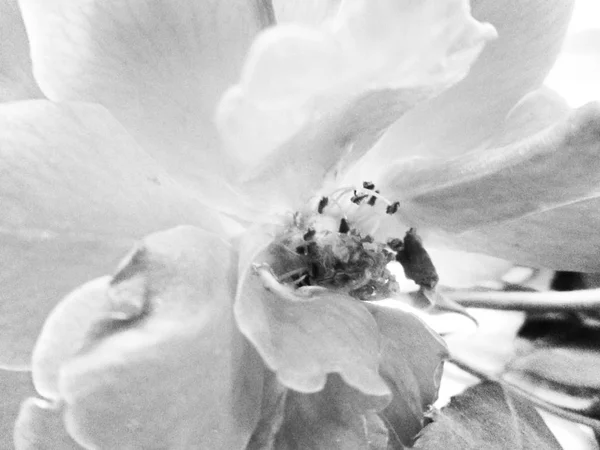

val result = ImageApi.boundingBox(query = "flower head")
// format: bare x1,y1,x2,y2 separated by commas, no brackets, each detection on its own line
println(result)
1,0,598,448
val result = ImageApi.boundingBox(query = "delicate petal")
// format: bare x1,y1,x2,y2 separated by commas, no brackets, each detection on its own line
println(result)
235,260,390,399
56,226,265,449
0,101,228,368
0,0,42,101
32,277,112,400
14,398,82,450
18,0,273,199
274,374,389,450
273,0,341,26
0,369,35,450
380,102,600,270
365,303,448,446
218,0,495,211
359,0,574,175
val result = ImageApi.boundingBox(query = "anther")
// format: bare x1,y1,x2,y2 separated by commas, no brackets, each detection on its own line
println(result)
317,196,329,214
303,228,316,241
363,181,375,190
351,190,369,205
367,190,380,206
339,217,350,234
386,201,400,215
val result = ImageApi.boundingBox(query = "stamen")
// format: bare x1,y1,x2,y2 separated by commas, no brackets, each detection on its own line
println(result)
278,267,309,283
351,190,369,205
367,191,380,206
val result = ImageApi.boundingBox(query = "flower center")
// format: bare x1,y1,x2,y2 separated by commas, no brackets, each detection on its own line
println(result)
264,182,439,300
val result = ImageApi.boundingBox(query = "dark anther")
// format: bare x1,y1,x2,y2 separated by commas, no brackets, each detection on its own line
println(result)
386,201,400,215
361,235,374,244
338,217,350,234
363,181,375,190
395,228,439,289
303,228,316,241
367,190,380,206
387,238,403,251
296,245,307,255
351,190,369,205
318,197,329,214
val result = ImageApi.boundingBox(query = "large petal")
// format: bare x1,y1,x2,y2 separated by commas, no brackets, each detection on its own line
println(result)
381,101,600,271
38,227,266,449
359,0,574,175
18,0,274,199
235,261,390,399
366,302,448,447
0,100,229,369
217,0,495,212
0,0,42,101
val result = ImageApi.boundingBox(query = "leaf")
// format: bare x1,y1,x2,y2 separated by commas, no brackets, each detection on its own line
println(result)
413,381,562,450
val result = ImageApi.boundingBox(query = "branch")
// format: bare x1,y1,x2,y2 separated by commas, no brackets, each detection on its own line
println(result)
445,288,600,312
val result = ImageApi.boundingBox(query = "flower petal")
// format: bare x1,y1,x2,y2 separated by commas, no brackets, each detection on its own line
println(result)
273,0,341,26
0,100,228,369
14,398,82,450
380,102,600,270
0,0,42,101
274,374,389,450
361,0,574,171
235,261,391,399
365,302,448,446
217,0,495,211
31,277,112,400
0,369,36,450
18,0,273,198
54,226,265,449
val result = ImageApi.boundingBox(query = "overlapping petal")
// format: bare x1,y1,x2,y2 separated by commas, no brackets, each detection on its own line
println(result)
378,101,600,271
18,0,273,200
0,100,229,368
366,303,448,446
235,260,390,398
217,0,495,212
0,0,42,101
360,0,574,176
31,226,265,449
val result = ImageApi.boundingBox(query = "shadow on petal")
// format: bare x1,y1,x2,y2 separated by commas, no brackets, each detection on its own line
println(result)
365,302,448,447
46,226,265,449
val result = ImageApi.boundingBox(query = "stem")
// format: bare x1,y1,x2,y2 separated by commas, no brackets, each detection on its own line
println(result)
445,288,600,312
448,356,600,432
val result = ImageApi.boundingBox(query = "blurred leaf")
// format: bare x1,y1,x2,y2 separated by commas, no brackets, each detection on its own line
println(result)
413,381,562,449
